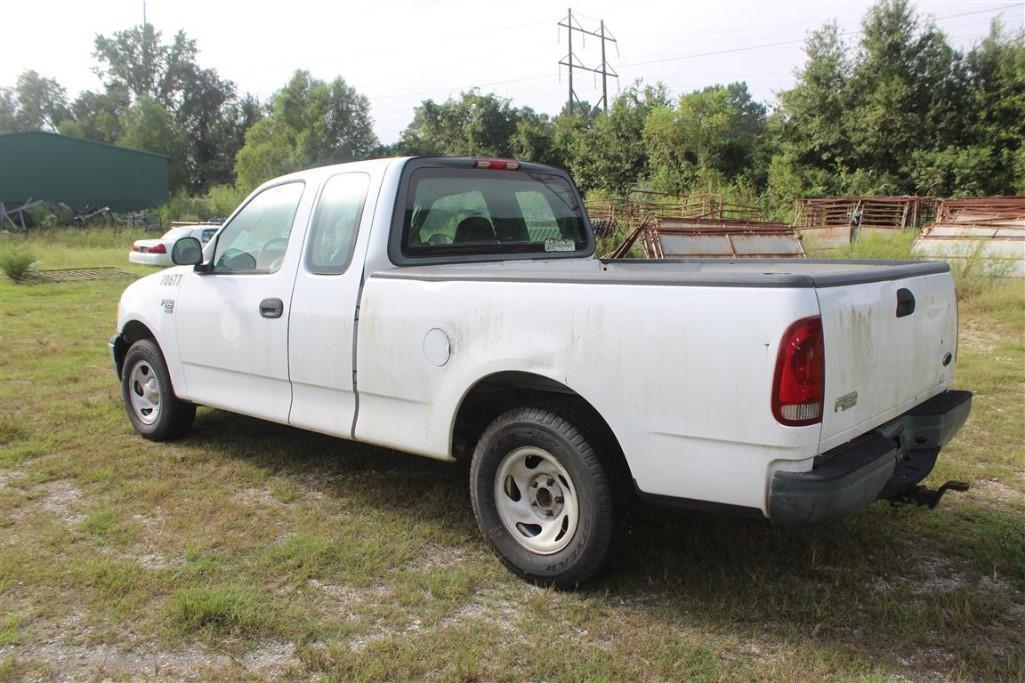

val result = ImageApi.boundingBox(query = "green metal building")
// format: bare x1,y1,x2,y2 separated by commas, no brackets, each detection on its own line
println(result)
0,131,169,211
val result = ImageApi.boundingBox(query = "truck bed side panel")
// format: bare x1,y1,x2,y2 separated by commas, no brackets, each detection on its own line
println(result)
355,277,821,513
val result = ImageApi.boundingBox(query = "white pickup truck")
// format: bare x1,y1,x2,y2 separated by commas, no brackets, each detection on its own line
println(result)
111,157,972,586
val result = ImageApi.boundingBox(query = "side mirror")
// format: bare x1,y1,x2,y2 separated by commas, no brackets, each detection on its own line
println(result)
171,236,203,266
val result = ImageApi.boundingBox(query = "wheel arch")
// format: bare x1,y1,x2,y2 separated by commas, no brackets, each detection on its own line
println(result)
450,370,633,481
113,319,158,379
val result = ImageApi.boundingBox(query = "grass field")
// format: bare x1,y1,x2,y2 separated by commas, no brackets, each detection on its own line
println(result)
1,228,1023,681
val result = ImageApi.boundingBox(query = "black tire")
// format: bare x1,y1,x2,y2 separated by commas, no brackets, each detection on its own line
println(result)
121,339,195,441
470,402,619,588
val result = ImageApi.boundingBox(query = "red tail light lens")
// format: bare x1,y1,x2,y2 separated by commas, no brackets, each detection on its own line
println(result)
148,243,167,254
474,158,520,170
131,245,140,251
772,316,825,426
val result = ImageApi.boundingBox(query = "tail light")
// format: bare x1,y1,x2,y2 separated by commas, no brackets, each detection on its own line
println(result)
772,316,825,426
474,158,520,170
131,245,140,252
148,244,167,254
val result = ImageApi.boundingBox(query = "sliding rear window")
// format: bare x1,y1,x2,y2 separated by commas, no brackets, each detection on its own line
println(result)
398,167,590,260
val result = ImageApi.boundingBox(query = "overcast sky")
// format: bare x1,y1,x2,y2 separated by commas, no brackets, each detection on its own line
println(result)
2,0,1022,143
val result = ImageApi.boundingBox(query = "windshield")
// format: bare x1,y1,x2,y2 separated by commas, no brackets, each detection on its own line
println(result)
400,168,589,259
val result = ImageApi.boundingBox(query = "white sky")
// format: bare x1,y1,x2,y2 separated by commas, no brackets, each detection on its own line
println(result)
2,0,1022,143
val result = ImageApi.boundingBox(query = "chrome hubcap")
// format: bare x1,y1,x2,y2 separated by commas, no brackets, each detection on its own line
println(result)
128,360,161,425
494,447,579,555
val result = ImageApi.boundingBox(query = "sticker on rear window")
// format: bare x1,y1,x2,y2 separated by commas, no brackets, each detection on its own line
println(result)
544,238,575,252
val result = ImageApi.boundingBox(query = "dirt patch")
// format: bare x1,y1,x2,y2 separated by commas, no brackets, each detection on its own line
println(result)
307,579,392,622
4,479,85,526
235,486,283,508
437,587,526,632
0,469,27,490
405,544,478,572
973,478,1025,509
36,480,84,525
0,641,301,681
958,318,1002,354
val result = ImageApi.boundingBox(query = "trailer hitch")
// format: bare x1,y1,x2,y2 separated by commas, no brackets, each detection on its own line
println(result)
888,480,969,509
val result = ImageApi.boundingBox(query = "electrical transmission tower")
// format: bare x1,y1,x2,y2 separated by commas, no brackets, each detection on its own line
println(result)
558,8,618,115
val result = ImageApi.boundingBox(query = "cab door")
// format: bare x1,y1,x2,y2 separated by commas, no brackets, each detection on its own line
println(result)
174,181,309,423
287,171,376,438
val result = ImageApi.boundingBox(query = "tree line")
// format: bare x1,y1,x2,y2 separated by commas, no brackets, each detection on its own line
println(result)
2,0,1022,220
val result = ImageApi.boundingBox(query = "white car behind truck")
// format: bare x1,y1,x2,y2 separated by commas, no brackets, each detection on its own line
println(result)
129,224,221,267
110,157,972,586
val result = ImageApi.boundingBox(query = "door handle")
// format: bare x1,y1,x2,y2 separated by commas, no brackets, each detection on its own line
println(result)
259,298,284,319
896,288,915,318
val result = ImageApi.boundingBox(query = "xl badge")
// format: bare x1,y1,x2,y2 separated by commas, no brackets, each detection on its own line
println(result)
161,299,175,314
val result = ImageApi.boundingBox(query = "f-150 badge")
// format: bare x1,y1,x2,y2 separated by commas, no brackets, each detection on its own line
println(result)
834,391,858,412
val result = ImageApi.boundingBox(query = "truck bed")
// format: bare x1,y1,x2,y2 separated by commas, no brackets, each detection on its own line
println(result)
371,258,950,289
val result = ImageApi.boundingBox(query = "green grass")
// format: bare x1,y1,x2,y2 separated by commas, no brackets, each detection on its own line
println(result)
0,228,1022,680
169,586,273,637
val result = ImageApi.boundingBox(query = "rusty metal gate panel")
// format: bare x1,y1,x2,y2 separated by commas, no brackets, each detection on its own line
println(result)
794,196,937,251
605,216,805,259
659,233,734,256
913,198,1025,278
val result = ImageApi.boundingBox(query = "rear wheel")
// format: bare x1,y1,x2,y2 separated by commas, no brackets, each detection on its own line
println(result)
121,339,195,441
470,403,618,588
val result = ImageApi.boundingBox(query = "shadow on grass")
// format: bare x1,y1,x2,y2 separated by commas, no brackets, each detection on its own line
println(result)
185,409,1024,676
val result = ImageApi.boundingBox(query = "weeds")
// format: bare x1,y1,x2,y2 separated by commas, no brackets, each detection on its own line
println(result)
0,248,36,281
170,587,271,637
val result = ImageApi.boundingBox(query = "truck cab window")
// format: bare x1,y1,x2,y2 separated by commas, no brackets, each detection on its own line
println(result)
306,173,370,274
400,168,588,259
213,182,304,273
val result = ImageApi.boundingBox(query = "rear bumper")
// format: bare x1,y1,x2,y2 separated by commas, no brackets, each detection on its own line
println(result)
129,251,171,266
768,390,972,527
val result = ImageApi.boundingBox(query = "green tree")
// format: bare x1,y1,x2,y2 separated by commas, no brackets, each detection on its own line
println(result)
510,108,562,167
562,82,669,194
3,71,70,132
119,95,189,191
644,82,766,193
844,0,961,191
89,23,260,192
0,88,17,133
770,0,1013,201
399,90,520,157
776,23,852,175
234,71,377,191
961,21,1025,194
58,87,129,143
92,24,198,106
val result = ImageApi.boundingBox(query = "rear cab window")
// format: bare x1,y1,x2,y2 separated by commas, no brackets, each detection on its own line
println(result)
392,160,593,263
306,173,371,275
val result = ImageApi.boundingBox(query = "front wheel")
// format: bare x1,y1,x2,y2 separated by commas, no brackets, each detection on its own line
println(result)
121,339,195,441
470,404,618,588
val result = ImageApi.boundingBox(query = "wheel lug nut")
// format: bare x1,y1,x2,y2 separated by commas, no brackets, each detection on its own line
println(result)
555,496,563,504
531,481,538,488
546,478,554,486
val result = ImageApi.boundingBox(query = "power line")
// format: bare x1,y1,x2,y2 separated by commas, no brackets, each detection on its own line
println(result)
614,2,1020,70
368,1,1020,113
558,8,619,113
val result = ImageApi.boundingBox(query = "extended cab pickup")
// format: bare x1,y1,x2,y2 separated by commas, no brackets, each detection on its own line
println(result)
111,157,972,586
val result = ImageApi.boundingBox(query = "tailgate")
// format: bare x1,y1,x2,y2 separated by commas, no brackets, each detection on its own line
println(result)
817,271,958,452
